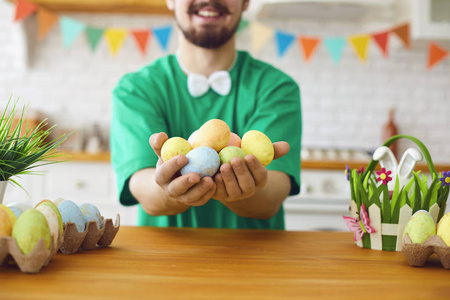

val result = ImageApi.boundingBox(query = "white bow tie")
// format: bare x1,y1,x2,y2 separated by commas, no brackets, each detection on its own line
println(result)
176,53,235,98
187,71,231,97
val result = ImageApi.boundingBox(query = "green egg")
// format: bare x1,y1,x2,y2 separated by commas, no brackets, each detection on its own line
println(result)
403,210,436,244
12,209,51,255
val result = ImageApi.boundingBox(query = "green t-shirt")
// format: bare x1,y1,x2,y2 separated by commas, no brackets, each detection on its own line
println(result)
111,50,301,229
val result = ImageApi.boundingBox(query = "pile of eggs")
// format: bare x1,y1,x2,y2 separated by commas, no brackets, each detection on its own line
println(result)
0,199,103,255
161,119,274,178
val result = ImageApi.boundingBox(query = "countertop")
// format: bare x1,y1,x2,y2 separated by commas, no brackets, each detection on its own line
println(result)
1,226,449,299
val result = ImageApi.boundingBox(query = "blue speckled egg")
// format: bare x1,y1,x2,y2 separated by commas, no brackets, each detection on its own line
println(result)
58,200,85,232
7,201,33,218
181,146,220,178
79,203,102,229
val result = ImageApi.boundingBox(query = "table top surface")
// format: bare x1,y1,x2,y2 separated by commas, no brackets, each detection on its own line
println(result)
1,226,449,299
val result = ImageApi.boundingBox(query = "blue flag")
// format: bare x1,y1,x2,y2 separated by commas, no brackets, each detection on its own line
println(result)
275,30,295,58
153,25,173,52
60,17,86,48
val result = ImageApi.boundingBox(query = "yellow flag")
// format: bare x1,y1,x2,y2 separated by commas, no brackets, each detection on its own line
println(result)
348,34,370,62
250,21,274,54
104,28,128,57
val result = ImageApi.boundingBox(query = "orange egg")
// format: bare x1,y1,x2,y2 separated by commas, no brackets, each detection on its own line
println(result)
193,119,230,152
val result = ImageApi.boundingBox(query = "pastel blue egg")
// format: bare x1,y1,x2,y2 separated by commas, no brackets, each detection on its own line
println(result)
79,203,102,229
7,206,23,219
58,200,85,232
181,146,220,178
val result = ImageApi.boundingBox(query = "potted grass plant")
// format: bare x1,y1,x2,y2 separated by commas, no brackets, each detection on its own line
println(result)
0,96,68,203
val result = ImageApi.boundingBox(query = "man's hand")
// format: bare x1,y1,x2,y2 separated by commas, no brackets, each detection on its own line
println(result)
212,141,290,203
149,132,216,207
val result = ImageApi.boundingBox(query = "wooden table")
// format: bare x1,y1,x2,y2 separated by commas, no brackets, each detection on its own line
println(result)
1,227,449,299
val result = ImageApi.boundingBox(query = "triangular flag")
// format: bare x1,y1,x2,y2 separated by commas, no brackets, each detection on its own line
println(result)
132,29,151,56
298,36,321,62
60,17,86,48
37,8,59,40
250,21,274,54
348,34,371,62
104,28,128,57
372,31,390,57
391,23,410,49
237,19,249,35
324,37,346,65
153,25,173,52
85,27,104,52
275,30,295,58
14,0,37,22
427,42,449,70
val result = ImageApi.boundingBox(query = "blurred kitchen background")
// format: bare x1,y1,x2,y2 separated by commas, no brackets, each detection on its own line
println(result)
0,0,449,230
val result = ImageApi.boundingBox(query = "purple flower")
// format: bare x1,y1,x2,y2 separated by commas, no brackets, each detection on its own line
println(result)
440,171,450,187
345,165,350,181
376,168,392,185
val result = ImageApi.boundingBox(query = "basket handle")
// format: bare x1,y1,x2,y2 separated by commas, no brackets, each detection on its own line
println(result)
362,135,437,179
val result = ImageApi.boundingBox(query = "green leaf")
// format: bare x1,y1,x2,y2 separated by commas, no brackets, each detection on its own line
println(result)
381,184,391,223
412,175,422,213
422,178,438,211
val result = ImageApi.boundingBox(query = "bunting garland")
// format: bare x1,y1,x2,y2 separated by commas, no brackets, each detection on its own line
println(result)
10,0,450,71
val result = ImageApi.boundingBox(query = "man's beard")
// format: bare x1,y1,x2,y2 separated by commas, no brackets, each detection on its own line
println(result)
177,1,241,49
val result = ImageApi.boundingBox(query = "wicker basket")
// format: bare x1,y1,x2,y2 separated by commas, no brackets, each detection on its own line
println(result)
346,135,449,251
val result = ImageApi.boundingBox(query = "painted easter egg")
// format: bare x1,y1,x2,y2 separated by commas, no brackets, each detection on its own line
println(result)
437,212,450,246
0,208,12,237
241,130,274,166
226,132,242,147
192,119,230,152
35,199,64,237
58,200,86,232
0,204,17,228
403,210,436,244
219,146,246,165
35,205,60,245
181,147,220,178
79,203,102,229
188,130,198,147
161,137,192,162
6,201,33,218
12,209,51,254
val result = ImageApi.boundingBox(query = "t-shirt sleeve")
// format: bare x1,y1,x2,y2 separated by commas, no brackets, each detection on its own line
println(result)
243,70,302,196
110,71,168,206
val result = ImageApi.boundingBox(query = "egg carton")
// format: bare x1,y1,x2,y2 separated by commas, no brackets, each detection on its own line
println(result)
402,234,450,269
59,214,120,254
0,231,64,273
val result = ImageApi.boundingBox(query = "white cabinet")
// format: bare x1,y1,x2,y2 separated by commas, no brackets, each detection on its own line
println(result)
2,162,138,226
411,0,450,40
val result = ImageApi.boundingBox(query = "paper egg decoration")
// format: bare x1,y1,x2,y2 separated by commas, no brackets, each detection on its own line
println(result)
241,130,274,166
192,119,230,152
58,200,86,232
161,137,192,162
403,210,436,244
12,209,52,254
79,203,102,229
181,147,220,178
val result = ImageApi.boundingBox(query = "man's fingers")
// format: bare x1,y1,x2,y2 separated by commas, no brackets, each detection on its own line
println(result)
273,141,290,160
155,155,188,186
149,132,169,157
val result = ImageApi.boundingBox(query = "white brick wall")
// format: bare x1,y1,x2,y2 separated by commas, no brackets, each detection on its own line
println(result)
0,2,449,163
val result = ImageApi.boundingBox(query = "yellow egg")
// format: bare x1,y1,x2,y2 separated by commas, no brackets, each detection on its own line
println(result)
0,208,12,237
161,137,192,162
12,209,51,254
193,119,230,152
437,212,450,246
241,130,274,166
0,204,17,228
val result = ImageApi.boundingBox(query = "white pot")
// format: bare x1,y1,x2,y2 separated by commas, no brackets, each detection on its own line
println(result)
0,181,7,204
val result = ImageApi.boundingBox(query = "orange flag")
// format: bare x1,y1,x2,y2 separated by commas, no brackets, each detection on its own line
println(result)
131,29,151,56
298,36,320,62
37,8,59,40
372,31,389,57
391,23,410,49
427,42,449,70
14,0,37,22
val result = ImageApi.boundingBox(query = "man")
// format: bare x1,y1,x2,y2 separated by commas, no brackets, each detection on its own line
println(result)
111,0,301,229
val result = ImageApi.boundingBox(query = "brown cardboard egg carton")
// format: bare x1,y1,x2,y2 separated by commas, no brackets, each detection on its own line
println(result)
402,234,450,269
0,231,64,273
59,214,120,254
